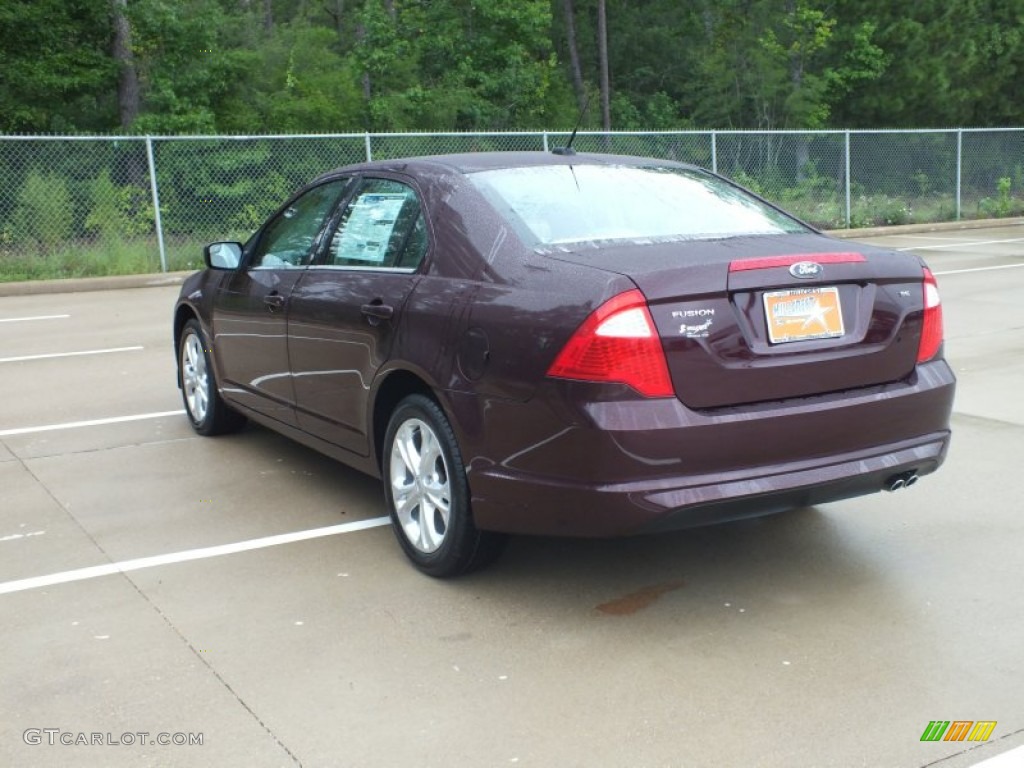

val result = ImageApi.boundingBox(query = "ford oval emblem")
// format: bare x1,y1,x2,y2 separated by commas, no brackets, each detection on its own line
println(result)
790,261,823,279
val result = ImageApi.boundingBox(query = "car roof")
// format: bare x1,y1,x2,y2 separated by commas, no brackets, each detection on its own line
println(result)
314,151,703,181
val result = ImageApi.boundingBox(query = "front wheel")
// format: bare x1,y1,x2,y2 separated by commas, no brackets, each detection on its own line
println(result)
383,395,506,577
178,318,246,436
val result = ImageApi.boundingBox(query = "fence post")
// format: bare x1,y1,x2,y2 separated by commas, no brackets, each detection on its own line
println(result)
956,129,963,221
844,131,851,228
145,136,168,273
542,131,549,152
711,131,717,174
364,133,373,162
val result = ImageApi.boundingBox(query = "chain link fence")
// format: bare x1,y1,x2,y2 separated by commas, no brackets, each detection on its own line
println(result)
2,129,1023,280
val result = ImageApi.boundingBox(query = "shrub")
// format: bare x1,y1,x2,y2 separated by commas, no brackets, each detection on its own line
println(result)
12,170,73,251
978,176,1019,218
84,170,155,241
850,194,913,227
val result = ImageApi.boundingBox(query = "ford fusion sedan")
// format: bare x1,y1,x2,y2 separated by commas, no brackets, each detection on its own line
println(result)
173,152,955,576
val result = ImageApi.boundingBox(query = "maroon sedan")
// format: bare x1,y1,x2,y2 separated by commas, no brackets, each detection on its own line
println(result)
173,152,955,576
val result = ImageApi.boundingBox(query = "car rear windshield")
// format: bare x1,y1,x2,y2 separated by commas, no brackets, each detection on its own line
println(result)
469,164,809,246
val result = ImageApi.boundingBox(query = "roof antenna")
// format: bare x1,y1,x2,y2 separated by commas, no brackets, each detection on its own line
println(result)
552,93,591,156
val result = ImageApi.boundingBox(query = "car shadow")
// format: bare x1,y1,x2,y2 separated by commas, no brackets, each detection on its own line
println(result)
223,422,885,626
454,505,885,624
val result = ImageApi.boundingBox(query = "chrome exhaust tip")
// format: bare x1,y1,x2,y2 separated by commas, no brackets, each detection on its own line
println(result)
884,470,919,492
885,477,905,492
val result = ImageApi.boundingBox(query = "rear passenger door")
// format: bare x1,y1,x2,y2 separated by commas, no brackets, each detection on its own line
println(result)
286,177,430,456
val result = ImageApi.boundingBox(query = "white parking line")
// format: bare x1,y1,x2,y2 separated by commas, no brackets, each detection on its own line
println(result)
0,518,392,595
0,346,144,364
0,531,46,543
934,263,1024,276
889,234,966,241
0,410,185,437
0,314,71,323
898,237,1024,251
971,745,1024,767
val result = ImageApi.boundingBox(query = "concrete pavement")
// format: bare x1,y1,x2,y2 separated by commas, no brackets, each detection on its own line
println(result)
1,227,1022,767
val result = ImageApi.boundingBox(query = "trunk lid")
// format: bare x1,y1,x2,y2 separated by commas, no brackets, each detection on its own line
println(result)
545,234,928,408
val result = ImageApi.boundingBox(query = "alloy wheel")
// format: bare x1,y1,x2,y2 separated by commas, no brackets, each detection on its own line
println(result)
181,331,209,424
389,418,452,553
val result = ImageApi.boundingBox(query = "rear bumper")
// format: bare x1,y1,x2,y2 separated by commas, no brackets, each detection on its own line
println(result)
469,432,948,536
456,360,955,537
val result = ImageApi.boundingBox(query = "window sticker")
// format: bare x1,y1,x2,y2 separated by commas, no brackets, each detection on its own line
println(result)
334,193,409,264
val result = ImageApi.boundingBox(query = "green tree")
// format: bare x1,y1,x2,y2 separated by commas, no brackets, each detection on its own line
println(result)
246,20,366,132
2,0,1024,136
0,0,116,132
689,0,865,130
829,0,1024,127
358,0,568,130
126,0,256,133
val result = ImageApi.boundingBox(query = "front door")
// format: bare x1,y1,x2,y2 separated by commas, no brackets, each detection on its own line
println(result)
213,178,352,426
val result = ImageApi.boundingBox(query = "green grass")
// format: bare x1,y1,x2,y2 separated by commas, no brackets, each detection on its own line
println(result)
2,195,1023,283
780,194,1022,230
0,237,206,282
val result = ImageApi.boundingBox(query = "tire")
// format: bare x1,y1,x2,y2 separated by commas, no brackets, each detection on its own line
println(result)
177,318,246,436
383,394,506,577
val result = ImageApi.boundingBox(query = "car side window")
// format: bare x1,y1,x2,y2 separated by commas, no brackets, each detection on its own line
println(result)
327,179,428,270
250,179,349,269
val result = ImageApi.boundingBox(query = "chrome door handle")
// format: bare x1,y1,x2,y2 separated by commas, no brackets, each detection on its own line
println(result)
264,293,286,310
360,303,394,322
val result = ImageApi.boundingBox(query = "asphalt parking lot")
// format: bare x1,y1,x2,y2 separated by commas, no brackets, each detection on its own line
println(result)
2,223,1023,768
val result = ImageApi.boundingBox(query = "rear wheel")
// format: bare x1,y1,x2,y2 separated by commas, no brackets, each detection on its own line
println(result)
383,394,506,577
178,318,246,436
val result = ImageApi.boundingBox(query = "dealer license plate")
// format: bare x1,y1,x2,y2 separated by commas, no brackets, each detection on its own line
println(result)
763,287,845,344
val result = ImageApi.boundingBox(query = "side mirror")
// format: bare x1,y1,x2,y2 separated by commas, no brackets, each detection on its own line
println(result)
204,242,243,270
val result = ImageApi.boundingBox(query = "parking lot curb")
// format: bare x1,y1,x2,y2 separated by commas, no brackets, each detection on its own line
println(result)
0,271,192,297
824,216,1024,239
2,217,1022,296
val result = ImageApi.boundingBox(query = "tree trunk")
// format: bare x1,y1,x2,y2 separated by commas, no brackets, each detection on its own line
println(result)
562,0,586,113
326,0,346,39
356,21,372,103
111,0,139,130
785,0,810,178
597,0,611,133
701,0,715,45
263,0,273,31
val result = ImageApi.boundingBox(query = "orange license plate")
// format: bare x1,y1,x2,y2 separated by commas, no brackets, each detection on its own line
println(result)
763,287,845,344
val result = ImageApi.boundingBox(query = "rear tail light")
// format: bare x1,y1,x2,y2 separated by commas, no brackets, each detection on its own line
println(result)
917,267,943,363
547,289,673,397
